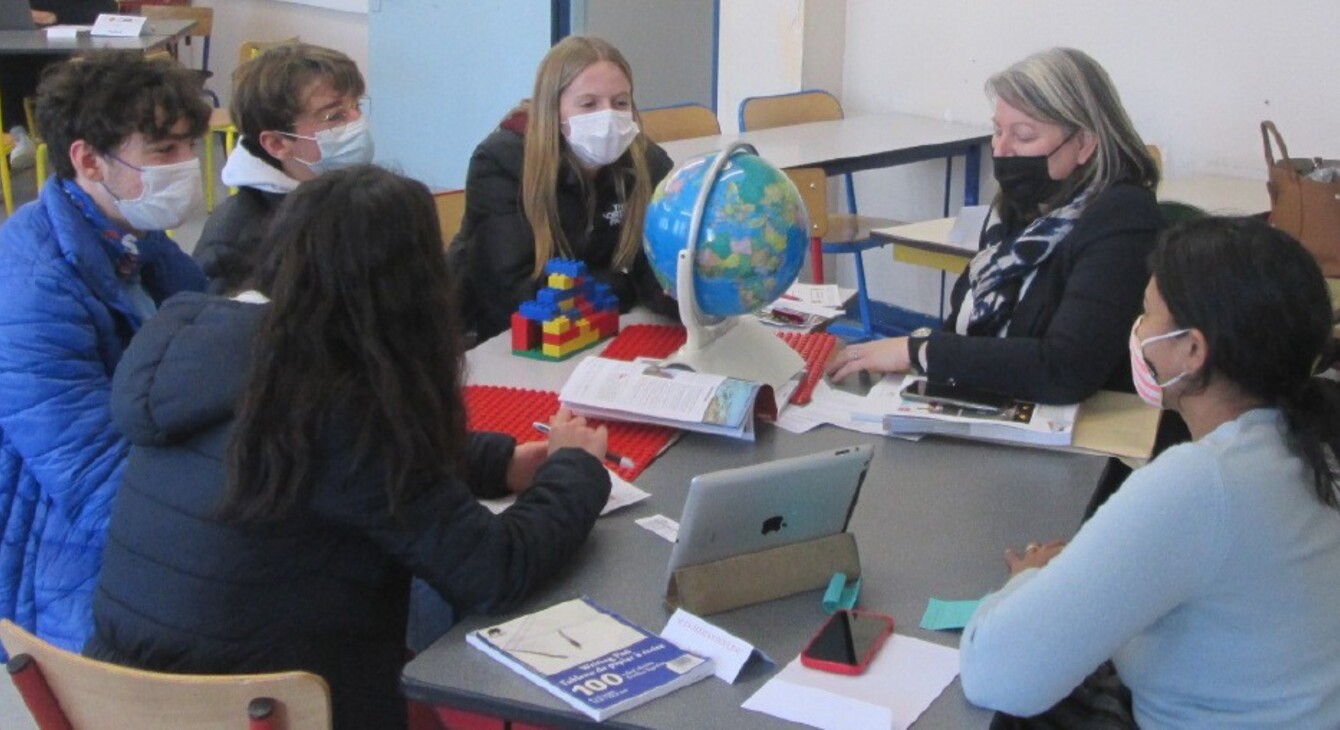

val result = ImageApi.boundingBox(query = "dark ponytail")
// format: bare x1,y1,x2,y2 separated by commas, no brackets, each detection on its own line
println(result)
1152,216,1340,509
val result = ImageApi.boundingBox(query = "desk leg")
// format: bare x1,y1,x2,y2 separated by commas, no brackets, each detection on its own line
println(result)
942,157,953,218
964,142,981,206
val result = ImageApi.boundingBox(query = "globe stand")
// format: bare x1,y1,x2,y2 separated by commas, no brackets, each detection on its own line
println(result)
659,142,805,391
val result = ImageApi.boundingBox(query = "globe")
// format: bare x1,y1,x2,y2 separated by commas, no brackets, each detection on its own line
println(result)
643,148,809,317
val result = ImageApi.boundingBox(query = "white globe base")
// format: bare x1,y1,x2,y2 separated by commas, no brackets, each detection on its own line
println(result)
661,249,805,391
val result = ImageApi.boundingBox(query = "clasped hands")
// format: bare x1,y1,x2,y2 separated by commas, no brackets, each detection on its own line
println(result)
504,407,608,494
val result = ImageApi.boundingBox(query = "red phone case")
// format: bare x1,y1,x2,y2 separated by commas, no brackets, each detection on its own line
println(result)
799,610,894,675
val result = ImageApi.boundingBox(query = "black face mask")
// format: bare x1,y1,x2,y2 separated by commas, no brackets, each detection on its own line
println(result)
992,130,1079,211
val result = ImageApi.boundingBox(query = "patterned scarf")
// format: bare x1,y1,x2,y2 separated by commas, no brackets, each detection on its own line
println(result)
59,178,147,281
966,190,1091,336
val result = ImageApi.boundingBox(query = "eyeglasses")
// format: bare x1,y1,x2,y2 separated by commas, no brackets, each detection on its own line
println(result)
297,95,371,128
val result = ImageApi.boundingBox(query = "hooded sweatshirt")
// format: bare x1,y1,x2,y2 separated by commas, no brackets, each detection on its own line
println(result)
193,141,301,294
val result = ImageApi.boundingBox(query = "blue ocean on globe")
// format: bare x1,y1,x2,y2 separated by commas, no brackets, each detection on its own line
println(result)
643,150,809,317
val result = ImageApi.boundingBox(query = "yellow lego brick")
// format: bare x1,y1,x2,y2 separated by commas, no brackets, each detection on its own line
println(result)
542,343,562,357
542,316,570,335
547,273,575,289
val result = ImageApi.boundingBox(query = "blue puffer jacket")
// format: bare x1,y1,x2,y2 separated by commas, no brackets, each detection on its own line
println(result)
0,179,205,655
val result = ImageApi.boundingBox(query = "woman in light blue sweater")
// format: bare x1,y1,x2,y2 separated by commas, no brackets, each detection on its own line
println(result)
960,216,1340,728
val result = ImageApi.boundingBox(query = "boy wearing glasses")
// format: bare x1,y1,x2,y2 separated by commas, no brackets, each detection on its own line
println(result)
195,43,372,294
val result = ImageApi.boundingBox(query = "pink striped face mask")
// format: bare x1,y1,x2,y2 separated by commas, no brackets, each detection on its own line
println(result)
1129,315,1190,409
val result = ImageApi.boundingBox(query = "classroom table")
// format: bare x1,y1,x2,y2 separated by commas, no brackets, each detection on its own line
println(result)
0,18,194,55
659,113,992,212
402,317,1110,729
871,172,1275,301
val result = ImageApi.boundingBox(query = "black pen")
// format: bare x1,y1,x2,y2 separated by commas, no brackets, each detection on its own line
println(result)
531,422,635,470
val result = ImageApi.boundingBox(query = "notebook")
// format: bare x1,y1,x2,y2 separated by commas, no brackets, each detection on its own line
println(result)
667,444,872,579
0,0,36,31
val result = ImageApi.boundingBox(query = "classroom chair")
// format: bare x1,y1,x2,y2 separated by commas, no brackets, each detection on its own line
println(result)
434,189,466,249
786,167,907,341
639,103,720,144
1,619,332,730
739,89,858,282
140,5,220,105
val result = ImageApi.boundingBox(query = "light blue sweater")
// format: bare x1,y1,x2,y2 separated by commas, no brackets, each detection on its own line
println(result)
961,408,1340,728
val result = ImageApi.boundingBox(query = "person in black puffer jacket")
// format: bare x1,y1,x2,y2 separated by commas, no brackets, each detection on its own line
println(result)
451,35,680,342
86,165,611,730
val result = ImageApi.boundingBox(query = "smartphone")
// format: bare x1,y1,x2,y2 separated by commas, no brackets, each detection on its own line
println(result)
799,610,894,675
900,379,1016,412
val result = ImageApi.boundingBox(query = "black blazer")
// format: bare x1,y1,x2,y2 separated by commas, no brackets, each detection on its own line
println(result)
930,184,1163,404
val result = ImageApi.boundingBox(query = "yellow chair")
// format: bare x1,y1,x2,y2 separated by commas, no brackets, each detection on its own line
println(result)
740,90,858,283
786,167,900,340
738,89,844,133
1,619,332,730
639,103,720,144
434,189,466,249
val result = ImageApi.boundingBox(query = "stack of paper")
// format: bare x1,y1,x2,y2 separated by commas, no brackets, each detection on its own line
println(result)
755,283,854,332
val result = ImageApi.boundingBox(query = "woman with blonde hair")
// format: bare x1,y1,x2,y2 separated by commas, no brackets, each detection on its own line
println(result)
453,35,679,341
829,47,1161,406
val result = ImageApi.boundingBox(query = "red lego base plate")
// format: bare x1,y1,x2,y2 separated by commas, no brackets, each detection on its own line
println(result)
464,386,677,482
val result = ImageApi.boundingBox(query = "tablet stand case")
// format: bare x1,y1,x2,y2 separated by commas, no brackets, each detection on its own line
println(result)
665,532,860,616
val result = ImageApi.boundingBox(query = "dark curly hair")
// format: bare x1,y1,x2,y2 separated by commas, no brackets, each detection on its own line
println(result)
220,164,468,523
35,50,211,180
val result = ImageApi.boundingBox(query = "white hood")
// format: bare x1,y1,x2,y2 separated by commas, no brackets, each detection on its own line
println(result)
220,139,301,194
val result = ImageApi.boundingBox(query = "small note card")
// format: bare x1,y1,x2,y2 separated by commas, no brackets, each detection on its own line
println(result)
91,14,148,37
661,608,772,683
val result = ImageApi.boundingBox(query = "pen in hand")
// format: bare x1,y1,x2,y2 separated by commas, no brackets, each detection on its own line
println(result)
532,421,635,470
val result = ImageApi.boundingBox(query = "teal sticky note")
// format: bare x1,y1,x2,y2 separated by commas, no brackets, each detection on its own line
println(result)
920,598,981,631
822,572,862,614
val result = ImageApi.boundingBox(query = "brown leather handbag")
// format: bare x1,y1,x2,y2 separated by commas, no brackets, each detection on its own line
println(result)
1262,120,1340,275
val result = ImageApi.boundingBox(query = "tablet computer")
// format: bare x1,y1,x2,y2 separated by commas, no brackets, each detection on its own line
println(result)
667,444,872,579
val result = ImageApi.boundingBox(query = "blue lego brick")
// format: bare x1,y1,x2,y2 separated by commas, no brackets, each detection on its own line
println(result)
518,300,559,322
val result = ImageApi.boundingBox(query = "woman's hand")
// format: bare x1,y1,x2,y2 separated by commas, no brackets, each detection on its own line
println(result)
1005,539,1067,576
504,441,549,494
826,337,912,381
31,10,57,25
544,407,609,461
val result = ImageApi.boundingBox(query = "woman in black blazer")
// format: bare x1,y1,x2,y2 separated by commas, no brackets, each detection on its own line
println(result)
828,47,1161,405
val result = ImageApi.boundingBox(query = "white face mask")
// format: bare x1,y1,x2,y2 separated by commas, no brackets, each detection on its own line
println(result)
564,109,639,168
283,117,376,175
1129,315,1191,409
104,156,203,231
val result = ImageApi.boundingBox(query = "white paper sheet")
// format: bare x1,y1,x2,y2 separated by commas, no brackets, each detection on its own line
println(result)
776,380,901,436
742,634,960,730
479,468,649,516
635,514,680,542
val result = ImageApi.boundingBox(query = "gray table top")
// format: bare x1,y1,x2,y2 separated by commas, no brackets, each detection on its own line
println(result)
402,418,1105,728
0,18,193,55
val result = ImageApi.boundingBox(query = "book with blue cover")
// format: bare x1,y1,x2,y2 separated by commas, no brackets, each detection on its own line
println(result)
466,596,714,722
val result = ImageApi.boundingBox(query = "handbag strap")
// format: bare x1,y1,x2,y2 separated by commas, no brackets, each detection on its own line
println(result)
1261,120,1293,172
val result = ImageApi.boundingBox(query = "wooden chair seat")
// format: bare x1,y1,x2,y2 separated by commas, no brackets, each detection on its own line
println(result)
2,619,332,730
640,103,720,144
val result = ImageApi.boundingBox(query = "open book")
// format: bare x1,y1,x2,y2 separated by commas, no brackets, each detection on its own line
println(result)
855,376,1079,447
559,357,777,441
467,596,714,722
